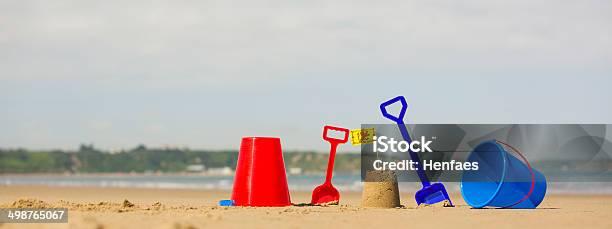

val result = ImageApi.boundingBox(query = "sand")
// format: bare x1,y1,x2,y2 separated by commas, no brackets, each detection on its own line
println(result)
361,171,400,208
0,185,611,229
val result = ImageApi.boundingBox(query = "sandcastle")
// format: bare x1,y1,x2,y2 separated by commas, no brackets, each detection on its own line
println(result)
361,170,401,208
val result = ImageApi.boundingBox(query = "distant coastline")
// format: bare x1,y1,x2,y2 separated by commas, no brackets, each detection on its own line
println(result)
0,144,361,174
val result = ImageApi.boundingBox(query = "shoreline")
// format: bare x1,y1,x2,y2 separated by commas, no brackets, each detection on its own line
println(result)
3,174,612,195
0,172,363,177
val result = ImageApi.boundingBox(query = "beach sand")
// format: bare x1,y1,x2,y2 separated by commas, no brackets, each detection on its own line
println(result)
0,185,611,229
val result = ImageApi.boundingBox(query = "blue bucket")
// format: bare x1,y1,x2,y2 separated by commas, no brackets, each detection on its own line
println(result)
461,140,547,209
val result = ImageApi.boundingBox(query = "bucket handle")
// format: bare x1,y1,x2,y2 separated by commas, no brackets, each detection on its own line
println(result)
495,140,536,209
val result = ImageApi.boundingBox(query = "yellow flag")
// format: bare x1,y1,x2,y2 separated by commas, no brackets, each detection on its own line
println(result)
350,128,376,145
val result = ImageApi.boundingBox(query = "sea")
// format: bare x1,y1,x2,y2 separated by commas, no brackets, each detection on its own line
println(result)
1,174,612,194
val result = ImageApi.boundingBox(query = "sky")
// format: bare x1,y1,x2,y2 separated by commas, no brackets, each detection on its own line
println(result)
1,0,611,151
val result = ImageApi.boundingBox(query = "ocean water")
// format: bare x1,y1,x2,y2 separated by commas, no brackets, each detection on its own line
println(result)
1,174,611,194
0,174,363,192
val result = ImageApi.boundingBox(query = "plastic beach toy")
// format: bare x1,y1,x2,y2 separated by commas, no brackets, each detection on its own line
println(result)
461,140,547,209
311,125,350,205
230,137,291,207
380,96,453,206
218,200,234,206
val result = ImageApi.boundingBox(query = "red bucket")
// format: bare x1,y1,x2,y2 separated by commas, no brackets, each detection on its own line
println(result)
231,137,291,206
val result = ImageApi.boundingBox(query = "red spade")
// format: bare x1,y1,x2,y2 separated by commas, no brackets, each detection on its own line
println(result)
311,125,350,205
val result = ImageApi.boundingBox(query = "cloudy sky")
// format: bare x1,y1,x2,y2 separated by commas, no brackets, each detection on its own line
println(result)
1,0,611,151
